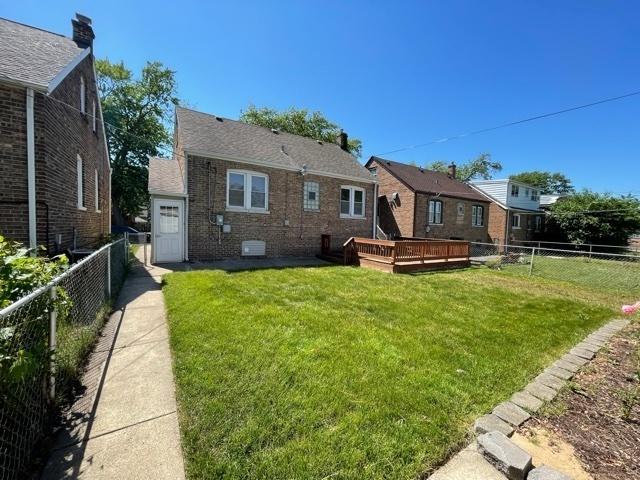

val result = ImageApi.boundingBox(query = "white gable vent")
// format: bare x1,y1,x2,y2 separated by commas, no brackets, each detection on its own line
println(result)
241,240,266,256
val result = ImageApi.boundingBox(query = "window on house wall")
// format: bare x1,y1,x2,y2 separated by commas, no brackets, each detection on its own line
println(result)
531,190,539,201
92,99,96,132
340,186,365,218
80,76,86,114
428,199,443,224
511,184,519,197
226,170,269,211
95,169,100,212
77,154,85,209
368,167,377,177
303,181,320,211
472,205,484,226
511,213,521,229
535,216,542,232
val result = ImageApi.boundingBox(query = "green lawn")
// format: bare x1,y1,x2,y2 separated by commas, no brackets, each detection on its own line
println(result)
163,266,615,479
498,255,640,298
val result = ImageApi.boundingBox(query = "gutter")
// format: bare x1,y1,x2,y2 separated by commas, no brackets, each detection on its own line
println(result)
26,88,37,252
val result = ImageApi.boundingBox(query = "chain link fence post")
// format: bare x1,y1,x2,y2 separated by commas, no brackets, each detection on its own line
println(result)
48,285,57,403
107,244,112,300
528,247,536,276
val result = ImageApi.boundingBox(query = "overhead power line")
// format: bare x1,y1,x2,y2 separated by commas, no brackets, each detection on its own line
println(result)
376,89,640,156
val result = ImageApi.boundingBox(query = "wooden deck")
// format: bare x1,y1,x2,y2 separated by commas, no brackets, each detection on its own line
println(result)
343,237,471,273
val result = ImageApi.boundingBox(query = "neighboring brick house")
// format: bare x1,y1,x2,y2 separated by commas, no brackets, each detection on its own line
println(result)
0,14,110,254
364,156,490,242
470,179,545,245
148,106,376,262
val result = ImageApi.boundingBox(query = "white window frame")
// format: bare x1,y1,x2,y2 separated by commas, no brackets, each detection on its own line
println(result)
303,181,320,211
428,199,443,225
511,213,521,229
531,189,539,201
77,154,86,210
340,185,366,219
92,99,96,132
226,169,269,213
95,169,101,213
471,205,484,227
80,76,86,114
535,215,542,232
511,184,519,197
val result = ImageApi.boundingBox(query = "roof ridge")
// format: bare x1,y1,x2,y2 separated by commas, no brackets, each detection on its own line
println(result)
0,17,71,41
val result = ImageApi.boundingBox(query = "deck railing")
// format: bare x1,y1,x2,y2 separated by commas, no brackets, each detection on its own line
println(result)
344,237,470,266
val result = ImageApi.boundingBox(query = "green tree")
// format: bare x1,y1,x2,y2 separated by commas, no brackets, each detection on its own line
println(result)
239,105,362,157
509,171,574,194
547,191,640,245
96,59,179,221
425,153,502,181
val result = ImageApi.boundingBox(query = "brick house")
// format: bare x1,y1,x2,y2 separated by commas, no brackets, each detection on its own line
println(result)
470,179,545,245
148,106,376,262
0,14,110,254
365,156,490,242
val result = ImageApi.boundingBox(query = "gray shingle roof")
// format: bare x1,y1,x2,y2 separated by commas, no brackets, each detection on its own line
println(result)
148,157,185,195
368,156,489,202
176,106,374,182
0,18,85,90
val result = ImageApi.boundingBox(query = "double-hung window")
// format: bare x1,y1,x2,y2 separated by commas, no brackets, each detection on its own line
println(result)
340,186,365,218
77,154,85,210
511,184,519,197
95,169,101,212
226,170,269,212
428,199,443,224
92,99,97,132
511,214,521,229
80,76,86,114
471,205,484,226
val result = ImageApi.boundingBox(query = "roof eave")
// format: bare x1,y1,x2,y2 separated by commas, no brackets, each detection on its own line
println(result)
47,48,91,94
0,75,47,92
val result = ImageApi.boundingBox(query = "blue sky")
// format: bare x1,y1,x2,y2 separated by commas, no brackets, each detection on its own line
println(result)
4,1,639,194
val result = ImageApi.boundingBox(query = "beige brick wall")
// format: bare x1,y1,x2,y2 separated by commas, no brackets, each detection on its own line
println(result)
186,155,374,260
373,161,416,237
0,55,110,253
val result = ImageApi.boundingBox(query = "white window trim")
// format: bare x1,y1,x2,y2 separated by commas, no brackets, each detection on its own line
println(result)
77,154,86,210
511,213,521,229
511,185,519,197
95,169,101,213
471,205,484,227
428,199,443,225
80,76,86,114
225,169,269,213
92,99,97,132
340,185,366,219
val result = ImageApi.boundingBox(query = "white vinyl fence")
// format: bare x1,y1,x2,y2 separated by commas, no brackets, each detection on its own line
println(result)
0,238,129,480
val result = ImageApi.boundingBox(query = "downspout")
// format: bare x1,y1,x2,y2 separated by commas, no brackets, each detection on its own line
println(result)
183,154,189,261
26,88,37,253
371,182,378,239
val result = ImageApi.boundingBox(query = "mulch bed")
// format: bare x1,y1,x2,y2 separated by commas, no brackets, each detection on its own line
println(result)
523,321,640,479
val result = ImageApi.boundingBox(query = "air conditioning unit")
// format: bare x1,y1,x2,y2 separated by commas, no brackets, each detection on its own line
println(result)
241,240,266,256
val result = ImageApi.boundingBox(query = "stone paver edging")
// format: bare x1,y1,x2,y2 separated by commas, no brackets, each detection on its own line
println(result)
431,318,630,480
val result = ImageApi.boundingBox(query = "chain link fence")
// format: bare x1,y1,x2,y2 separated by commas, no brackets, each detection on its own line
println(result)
470,242,640,298
509,239,640,255
0,238,129,480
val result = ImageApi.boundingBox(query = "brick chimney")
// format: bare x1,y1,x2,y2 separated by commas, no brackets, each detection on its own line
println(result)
447,162,457,178
336,130,348,151
72,13,94,50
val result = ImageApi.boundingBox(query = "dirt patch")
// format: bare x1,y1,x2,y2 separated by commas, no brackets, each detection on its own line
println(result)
519,321,640,479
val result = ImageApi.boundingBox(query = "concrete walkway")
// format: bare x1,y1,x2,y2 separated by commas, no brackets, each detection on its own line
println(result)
43,253,185,479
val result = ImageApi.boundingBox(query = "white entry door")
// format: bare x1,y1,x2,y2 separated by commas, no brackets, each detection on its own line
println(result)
154,198,184,263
